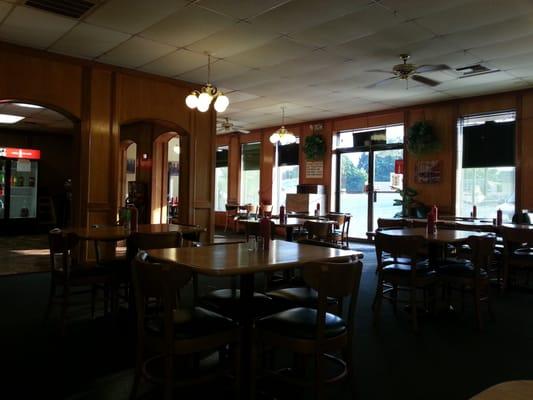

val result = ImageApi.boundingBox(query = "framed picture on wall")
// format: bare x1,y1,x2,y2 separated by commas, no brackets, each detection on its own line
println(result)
415,160,441,183
126,159,136,174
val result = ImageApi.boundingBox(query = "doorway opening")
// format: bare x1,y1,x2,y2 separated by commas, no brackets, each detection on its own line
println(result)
333,125,404,239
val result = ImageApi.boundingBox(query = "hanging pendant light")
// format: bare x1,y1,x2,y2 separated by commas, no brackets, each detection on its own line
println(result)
185,54,229,113
269,106,296,145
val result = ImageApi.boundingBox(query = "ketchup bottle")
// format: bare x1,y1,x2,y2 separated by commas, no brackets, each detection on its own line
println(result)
279,205,285,223
472,205,477,219
260,217,271,250
496,209,503,226
432,205,438,221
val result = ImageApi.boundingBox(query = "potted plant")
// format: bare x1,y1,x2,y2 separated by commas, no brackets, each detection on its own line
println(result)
303,134,326,160
393,186,427,217
407,121,440,155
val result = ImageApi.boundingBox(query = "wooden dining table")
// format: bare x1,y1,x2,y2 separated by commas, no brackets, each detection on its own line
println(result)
147,240,362,399
68,223,205,241
471,380,533,399
379,227,489,266
239,217,336,241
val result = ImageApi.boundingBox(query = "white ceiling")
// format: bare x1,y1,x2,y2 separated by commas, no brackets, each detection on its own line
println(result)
0,102,74,132
0,0,532,132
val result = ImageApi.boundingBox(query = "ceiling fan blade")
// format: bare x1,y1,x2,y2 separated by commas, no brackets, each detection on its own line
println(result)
367,69,396,74
237,128,250,134
415,64,451,73
411,74,441,86
366,76,399,88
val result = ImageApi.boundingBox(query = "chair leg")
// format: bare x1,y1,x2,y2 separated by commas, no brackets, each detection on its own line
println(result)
233,343,241,400
60,286,70,336
91,285,97,319
130,337,144,400
392,284,398,315
474,285,483,331
45,279,56,321
315,352,325,400
410,287,418,332
372,277,384,327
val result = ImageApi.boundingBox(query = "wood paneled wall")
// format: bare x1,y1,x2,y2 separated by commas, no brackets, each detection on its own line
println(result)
216,89,533,226
0,42,216,239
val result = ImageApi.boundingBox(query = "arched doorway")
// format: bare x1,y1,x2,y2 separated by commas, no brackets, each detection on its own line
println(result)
0,100,79,231
118,120,189,225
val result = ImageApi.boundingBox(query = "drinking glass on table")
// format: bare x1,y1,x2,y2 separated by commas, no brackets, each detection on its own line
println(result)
247,236,256,251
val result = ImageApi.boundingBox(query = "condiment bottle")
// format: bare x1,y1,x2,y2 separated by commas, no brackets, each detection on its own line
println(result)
260,216,271,250
472,205,477,219
279,205,285,223
496,209,503,226
427,209,436,235
432,204,438,221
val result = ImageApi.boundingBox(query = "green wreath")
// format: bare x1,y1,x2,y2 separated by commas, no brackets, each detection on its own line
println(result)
407,121,440,155
304,134,326,160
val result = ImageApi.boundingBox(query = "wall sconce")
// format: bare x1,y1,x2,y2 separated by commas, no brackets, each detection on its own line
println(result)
142,153,149,160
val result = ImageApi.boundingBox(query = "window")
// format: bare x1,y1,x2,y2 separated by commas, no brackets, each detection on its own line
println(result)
124,142,137,203
167,137,180,219
240,142,260,206
272,142,299,211
456,111,516,222
215,146,228,211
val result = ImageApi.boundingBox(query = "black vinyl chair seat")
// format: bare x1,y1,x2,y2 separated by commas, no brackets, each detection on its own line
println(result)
512,247,533,259
382,260,435,277
257,307,346,340
145,306,235,340
266,287,338,310
439,261,488,278
199,288,273,318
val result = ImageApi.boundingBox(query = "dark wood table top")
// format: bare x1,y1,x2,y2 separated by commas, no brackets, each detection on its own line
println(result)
68,223,205,241
471,380,533,399
378,227,488,243
240,217,335,227
147,240,361,277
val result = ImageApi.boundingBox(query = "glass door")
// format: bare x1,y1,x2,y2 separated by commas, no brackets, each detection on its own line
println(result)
338,152,369,238
372,149,403,230
335,125,404,239
9,159,38,219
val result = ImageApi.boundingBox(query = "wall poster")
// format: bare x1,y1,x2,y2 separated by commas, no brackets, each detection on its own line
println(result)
305,160,324,178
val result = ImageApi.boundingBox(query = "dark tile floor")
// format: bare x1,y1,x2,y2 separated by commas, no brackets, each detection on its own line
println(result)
2,233,533,399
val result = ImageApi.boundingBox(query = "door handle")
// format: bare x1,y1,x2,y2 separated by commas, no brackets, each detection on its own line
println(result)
373,191,377,202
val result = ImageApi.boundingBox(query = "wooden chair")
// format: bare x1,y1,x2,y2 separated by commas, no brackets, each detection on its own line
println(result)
377,217,410,229
500,226,533,290
224,204,239,232
45,229,113,335
169,220,206,246
130,252,241,400
303,220,331,242
373,231,437,332
266,239,350,313
256,256,363,399
326,213,349,248
439,235,496,330
262,204,273,217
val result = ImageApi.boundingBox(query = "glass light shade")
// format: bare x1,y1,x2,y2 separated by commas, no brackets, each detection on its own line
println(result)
185,93,198,109
269,133,280,144
214,94,229,112
197,92,212,112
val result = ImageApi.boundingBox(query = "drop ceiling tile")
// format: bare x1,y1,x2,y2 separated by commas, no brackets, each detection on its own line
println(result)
0,5,77,49
250,0,369,35
243,79,309,97
291,4,402,47
139,49,206,77
98,36,176,68
437,71,514,90
333,21,433,59
468,34,533,62
416,50,482,71
0,1,12,18
141,6,236,48
231,96,285,111
217,69,279,91
442,12,533,50
225,37,315,69
50,23,130,59
177,60,252,84
416,0,533,36
223,90,259,104
186,22,280,59
260,50,349,79
378,0,477,20
505,67,533,79
484,52,533,70
196,0,288,20
440,78,529,97
86,0,187,34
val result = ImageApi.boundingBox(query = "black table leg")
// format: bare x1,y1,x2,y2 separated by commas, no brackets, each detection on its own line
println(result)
239,273,255,400
285,226,294,241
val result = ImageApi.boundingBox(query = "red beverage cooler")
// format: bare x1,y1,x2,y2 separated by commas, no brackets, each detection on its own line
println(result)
0,147,40,222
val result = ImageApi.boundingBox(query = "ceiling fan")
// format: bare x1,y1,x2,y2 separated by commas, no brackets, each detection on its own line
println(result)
216,117,250,134
366,54,451,88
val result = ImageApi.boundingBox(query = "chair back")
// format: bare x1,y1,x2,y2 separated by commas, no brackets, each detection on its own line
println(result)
500,226,533,253
132,252,193,327
301,256,363,339
172,222,205,243
297,238,341,248
243,220,275,239
262,204,273,217
131,231,182,250
327,213,346,226
377,218,408,229
48,229,80,279
374,231,425,271
466,235,496,276
303,220,330,240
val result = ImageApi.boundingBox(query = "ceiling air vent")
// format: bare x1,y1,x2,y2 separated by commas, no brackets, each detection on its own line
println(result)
456,64,500,79
25,0,96,19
